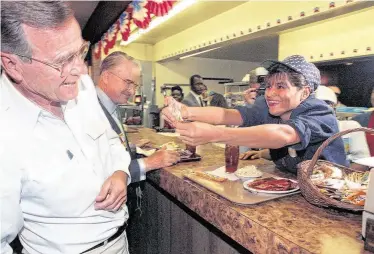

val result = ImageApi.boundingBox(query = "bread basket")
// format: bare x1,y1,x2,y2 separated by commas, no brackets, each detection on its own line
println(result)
297,127,374,212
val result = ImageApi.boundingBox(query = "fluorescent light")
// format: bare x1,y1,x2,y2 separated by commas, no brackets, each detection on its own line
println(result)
179,46,221,60
121,0,197,46
345,62,353,65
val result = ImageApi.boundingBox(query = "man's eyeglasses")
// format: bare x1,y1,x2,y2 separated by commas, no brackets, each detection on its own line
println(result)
108,71,140,90
13,41,90,78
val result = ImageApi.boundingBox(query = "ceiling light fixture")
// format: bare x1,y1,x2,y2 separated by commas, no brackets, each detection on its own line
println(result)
179,46,221,60
120,0,197,46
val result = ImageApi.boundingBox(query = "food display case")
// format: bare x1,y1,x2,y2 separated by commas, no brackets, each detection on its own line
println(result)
223,81,249,107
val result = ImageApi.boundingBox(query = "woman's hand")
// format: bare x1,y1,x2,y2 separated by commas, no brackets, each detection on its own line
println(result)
176,121,223,146
161,96,189,127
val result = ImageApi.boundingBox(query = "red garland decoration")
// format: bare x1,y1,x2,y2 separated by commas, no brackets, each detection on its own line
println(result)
148,0,176,17
102,0,177,44
128,0,151,29
118,11,131,41
105,22,119,50
94,41,101,59
101,34,109,55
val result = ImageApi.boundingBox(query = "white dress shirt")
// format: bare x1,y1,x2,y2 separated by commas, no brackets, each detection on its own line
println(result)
339,120,370,161
0,74,131,254
96,87,146,181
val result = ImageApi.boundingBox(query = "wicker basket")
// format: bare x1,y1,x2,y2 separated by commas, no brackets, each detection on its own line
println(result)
298,127,374,212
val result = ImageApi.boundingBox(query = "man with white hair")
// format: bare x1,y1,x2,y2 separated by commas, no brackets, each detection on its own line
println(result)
96,51,180,183
1,2,132,253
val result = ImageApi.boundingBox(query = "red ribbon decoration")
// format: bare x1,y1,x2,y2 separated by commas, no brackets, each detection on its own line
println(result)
148,0,176,17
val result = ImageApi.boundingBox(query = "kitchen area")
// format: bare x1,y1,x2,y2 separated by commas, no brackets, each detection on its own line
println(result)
5,1,374,254
83,1,374,253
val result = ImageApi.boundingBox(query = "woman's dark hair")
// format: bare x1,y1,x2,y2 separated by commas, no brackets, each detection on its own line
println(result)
210,93,228,108
265,71,308,90
171,85,183,94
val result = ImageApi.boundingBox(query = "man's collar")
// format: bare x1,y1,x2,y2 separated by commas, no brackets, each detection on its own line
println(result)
96,86,117,114
190,90,201,99
1,73,41,130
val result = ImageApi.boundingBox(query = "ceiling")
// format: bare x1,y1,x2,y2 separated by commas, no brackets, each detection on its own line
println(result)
68,1,131,43
68,1,99,29
136,1,245,44
197,35,279,62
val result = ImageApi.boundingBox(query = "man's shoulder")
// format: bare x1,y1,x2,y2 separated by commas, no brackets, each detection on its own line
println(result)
183,92,193,100
182,93,194,105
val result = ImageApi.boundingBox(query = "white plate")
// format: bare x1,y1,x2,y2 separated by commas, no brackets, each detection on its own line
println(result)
243,177,299,194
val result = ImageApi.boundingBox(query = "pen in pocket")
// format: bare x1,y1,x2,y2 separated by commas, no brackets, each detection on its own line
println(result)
66,150,74,160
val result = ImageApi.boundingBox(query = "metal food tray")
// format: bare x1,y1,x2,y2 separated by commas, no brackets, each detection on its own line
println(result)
184,167,300,205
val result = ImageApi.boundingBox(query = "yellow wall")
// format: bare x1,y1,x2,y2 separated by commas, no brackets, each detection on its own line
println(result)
153,1,352,61
279,7,374,61
107,42,154,62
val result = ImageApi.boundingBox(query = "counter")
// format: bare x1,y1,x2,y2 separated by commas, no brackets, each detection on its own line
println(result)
128,128,368,254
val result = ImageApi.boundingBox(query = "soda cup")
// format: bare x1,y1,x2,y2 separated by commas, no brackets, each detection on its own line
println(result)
225,145,239,173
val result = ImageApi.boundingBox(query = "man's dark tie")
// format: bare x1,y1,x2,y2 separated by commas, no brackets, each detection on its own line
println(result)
98,98,134,160
199,97,204,107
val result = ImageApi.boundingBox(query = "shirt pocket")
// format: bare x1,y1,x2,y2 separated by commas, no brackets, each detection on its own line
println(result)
22,142,102,217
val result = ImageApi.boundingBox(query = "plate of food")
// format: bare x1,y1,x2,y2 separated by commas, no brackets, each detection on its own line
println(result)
159,142,180,150
243,177,299,194
235,165,263,181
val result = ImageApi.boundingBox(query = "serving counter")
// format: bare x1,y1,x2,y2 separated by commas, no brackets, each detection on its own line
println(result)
127,128,368,254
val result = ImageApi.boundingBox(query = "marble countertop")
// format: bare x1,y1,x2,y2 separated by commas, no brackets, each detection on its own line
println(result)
128,128,369,254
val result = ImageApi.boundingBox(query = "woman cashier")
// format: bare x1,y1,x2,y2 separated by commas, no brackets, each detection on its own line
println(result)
162,55,348,173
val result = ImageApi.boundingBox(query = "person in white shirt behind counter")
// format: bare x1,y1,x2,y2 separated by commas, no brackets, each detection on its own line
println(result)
1,2,131,254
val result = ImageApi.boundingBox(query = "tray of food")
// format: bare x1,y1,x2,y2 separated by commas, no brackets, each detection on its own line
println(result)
154,126,176,133
183,166,300,205
137,141,202,163
179,149,201,162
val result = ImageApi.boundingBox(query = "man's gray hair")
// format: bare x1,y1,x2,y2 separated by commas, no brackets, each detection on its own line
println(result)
100,51,141,74
1,1,72,59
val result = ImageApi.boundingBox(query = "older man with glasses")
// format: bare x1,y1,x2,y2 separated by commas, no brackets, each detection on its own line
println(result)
95,52,180,251
96,51,180,182
1,2,132,254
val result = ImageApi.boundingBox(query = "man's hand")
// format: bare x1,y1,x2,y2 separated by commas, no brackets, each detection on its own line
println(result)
144,147,180,171
161,97,189,127
243,88,258,105
240,149,271,160
176,121,223,146
240,150,261,160
95,171,128,211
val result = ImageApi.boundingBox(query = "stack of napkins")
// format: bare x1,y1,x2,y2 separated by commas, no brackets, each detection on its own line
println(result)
205,166,239,181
